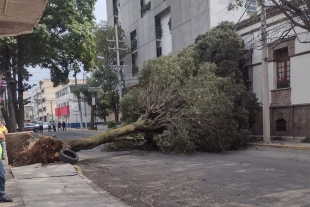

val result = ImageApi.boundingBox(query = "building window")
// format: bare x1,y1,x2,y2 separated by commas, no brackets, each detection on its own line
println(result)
155,18,162,39
157,47,162,57
276,119,287,132
276,48,290,89
141,0,151,17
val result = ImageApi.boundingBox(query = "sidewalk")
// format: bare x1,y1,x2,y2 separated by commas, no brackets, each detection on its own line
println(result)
2,158,24,206
3,163,127,207
249,139,310,150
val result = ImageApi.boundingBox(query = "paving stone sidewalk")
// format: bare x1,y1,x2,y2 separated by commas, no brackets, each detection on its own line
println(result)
4,163,127,207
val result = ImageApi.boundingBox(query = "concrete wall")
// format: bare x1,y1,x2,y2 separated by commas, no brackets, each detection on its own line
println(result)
170,0,210,53
291,54,310,104
253,104,310,138
106,0,213,87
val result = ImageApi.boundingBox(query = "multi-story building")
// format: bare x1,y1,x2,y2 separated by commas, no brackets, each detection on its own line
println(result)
106,0,246,86
32,79,80,122
236,8,310,138
54,84,106,128
107,1,310,138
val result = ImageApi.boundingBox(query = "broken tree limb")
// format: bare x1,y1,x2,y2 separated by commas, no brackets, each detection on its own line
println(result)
64,119,150,152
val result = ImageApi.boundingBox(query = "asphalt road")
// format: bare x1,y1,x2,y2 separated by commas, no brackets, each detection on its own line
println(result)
78,146,310,207
35,129,104,140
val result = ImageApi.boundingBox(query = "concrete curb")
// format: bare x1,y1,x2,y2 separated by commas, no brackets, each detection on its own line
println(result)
73,165,82,174
248,143,310,150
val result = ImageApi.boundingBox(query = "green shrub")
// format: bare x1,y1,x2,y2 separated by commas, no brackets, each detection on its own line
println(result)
301,136,310,143
107,121,117,129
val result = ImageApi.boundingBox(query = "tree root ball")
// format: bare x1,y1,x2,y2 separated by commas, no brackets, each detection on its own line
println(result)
11,135,66,167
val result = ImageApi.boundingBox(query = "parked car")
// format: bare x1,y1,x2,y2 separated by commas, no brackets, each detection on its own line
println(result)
34,122,50,131
43,122,50,130
17,123,40,132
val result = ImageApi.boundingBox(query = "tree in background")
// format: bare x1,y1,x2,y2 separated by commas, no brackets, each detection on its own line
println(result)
0,0,96,131
72,21,128,127
229,0,310,43
61,22,259,153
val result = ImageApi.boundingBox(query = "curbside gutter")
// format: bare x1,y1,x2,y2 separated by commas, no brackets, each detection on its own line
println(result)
248,143,310,150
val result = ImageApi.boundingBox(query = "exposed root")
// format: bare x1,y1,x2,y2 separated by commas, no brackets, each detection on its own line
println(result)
11,135,65,167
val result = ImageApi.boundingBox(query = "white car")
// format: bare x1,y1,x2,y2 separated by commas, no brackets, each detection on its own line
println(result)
43,122,50,130
34,122,50,130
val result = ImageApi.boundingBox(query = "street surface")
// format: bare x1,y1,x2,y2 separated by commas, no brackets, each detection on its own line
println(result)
78,146,310,207
36,129,103,140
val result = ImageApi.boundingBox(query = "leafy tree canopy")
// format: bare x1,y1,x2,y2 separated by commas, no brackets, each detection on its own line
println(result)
120,21,259,153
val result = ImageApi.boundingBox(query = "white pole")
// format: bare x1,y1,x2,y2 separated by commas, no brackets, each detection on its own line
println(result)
261,2,270,144
115,25,123,101
83,72,87,128
75,73,84,130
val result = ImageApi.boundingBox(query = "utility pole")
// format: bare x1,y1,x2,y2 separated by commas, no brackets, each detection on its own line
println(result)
107,25,128,102
115,25,123,101
74,72,83,130
50,101,54,121
83,72,87,127
261,1,270,144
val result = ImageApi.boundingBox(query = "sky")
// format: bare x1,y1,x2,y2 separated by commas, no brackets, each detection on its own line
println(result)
27,0,107,93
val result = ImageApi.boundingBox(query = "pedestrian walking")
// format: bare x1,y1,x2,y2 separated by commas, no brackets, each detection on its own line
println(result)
62,121,66,131
52,121,56,132
0,131,13,203
0,121,7,160
58,121,62,131
48,121,52,132
38,118,43,133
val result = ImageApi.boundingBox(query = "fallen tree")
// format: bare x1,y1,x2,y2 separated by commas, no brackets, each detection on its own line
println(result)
12,22,259,167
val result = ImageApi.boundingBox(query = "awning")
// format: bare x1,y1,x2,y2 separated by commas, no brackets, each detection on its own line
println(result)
55,105,70,117
0,0,48,37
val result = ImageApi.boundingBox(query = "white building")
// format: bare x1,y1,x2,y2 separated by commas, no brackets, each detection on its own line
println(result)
237,8,310,137
54,84,105,128
107,0,247,86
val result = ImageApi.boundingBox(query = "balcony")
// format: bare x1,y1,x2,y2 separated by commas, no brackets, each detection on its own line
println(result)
0,0,48,38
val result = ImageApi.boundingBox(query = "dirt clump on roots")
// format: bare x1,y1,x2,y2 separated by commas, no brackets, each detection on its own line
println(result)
11,135,66,167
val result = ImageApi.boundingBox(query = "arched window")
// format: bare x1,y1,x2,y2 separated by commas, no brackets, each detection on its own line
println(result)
276,119,287,132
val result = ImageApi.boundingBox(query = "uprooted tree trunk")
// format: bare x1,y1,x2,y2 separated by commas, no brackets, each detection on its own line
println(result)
65,119,153,152
11,119,161,167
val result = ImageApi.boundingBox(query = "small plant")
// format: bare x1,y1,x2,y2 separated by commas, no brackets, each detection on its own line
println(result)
107,121,117,129
168,17,171,31
301,136,310,143
132,66,139,76
131,38,137,50
272,136,284,141
155,26,162,38
140,1,151,15
277,77,290,88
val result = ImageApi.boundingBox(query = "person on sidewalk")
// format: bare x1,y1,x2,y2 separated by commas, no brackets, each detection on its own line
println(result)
62,121,66,131
48,121,52,132
58,121,62,131
38,118,43,133
0,121,8,160
0,131,13,202
52,121,56,132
